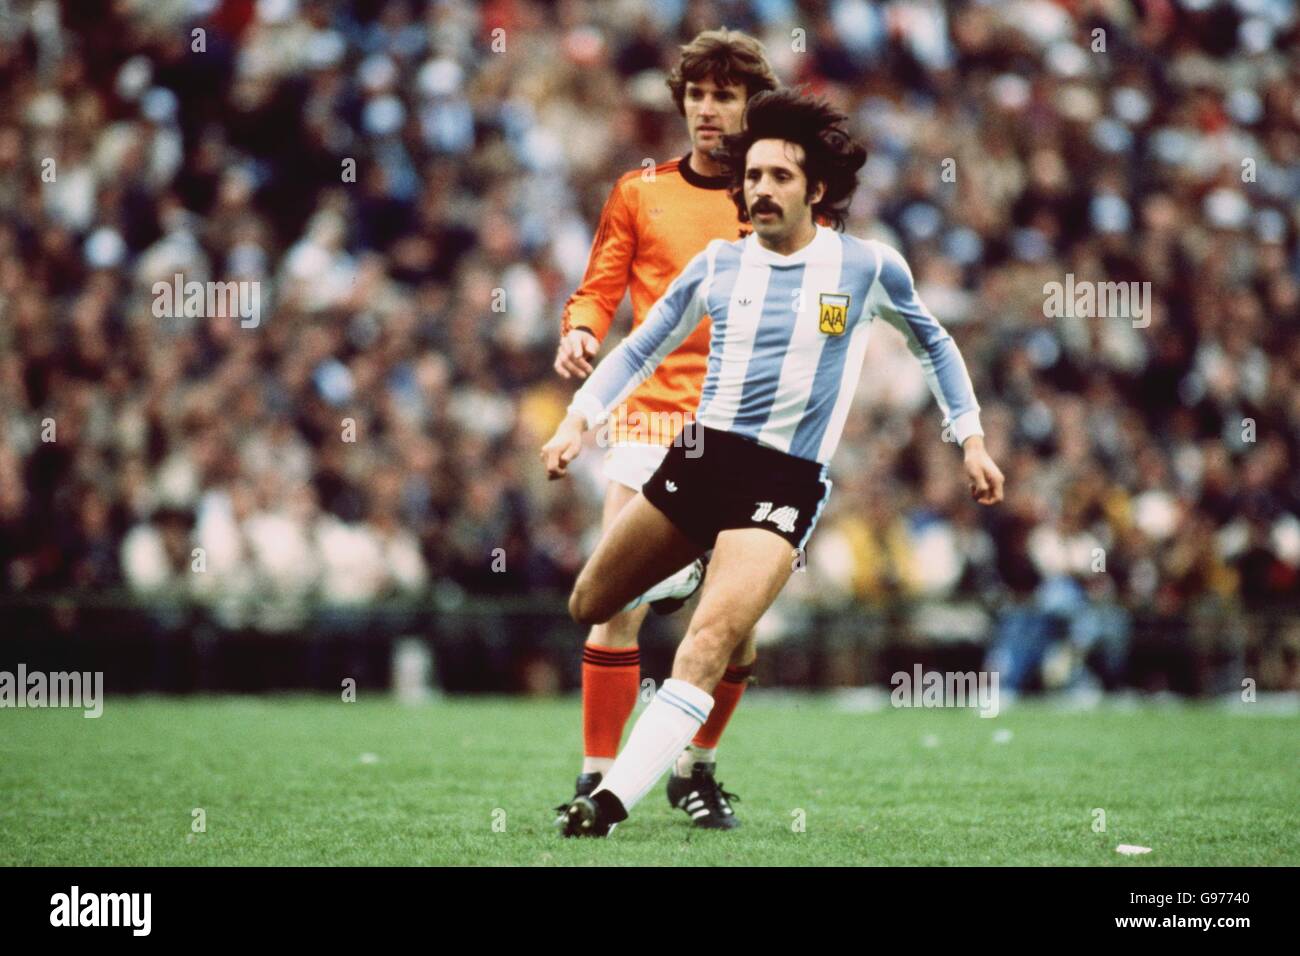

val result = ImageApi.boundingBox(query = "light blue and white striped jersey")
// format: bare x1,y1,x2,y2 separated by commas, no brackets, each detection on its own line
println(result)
569,225,983,465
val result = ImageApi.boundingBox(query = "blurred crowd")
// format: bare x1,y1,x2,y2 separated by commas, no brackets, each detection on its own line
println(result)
0,0,1297,679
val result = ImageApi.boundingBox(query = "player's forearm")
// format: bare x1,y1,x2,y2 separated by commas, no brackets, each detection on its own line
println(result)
875,244,984,444
568,247,712,427
568,287,705,427
567,335,662,428
919,338,983,445
562,181,635,342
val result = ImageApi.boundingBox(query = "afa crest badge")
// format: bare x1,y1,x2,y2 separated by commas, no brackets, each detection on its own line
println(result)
818,293,850,335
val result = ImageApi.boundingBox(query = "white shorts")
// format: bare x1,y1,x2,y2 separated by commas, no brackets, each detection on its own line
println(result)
602,443,670,492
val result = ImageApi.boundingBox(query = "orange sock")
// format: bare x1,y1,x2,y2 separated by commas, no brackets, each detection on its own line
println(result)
693,663,753,749
581,645,641,759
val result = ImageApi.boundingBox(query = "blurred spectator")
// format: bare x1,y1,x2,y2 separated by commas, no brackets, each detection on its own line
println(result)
0,1,1296,680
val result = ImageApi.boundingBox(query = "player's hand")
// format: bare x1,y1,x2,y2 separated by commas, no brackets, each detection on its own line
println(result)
961,436,1005,505
540,412,587,479
554,329,599,380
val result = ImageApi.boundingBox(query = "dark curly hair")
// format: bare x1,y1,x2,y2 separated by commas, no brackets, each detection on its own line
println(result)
712,89,868,231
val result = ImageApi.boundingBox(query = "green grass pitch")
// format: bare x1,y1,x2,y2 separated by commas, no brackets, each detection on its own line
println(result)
2,694,1296,866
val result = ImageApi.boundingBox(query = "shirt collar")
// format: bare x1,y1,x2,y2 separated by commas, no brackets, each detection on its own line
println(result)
678,153,732,190
743,224,830,266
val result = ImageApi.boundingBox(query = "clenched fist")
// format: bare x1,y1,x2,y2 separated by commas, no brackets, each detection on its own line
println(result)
554,329,599,380
960,435,1005,505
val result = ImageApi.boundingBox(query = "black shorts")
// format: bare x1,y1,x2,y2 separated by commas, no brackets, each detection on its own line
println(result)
642,426,833,552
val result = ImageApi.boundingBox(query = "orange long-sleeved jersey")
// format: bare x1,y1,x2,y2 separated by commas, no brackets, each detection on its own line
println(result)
561,154,749,445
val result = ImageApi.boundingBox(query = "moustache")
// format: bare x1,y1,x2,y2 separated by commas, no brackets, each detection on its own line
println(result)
751,201,781,216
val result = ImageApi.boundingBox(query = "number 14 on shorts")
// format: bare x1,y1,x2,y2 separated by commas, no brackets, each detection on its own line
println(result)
751,501,800,534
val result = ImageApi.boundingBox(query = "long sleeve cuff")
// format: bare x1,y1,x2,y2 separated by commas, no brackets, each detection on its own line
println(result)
561,311,608,342
567,390,607,431
949,409,984,446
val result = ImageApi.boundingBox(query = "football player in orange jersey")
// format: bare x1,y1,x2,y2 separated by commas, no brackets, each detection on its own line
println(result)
551,29,778,829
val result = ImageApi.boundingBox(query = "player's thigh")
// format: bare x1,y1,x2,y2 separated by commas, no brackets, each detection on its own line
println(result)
599,475,639,533
673,528,794,687
585,446,666,643
570,493,704,626
598,443,665,533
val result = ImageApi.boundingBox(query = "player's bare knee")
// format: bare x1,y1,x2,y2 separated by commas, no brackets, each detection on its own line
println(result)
690,617,748,648
676,621,743,686
568,583,609,627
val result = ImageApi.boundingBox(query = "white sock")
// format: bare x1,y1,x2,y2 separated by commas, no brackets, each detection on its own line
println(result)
620,560,701,613
582,756,614,776
673,744,717,778
595,678,714,813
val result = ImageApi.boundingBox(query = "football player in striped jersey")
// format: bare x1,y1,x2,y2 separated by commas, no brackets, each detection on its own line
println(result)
544,89,1005,837
551,30,779,829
